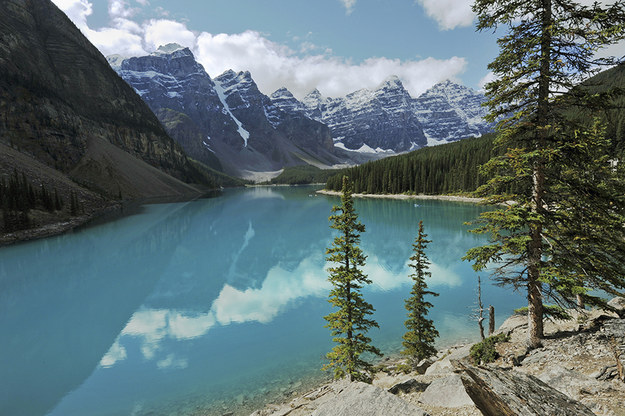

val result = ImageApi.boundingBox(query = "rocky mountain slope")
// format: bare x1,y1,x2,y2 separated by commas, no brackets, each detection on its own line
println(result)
0,0,208,200
274,77,492,154
413,80,492,145
112,45,338,178
293,76,427,153
111,45,492,177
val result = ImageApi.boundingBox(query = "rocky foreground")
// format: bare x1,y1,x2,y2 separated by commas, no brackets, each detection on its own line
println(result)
251,298,625,416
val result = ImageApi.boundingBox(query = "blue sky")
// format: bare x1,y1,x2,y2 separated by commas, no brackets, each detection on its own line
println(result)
50,0,620,100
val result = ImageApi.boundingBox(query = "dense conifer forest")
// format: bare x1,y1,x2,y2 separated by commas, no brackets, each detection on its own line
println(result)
325,134,497,194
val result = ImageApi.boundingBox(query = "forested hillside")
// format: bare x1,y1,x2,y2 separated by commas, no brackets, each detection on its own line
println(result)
325,134,497,194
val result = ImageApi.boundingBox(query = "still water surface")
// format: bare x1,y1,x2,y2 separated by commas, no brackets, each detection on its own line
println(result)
0,186,524,416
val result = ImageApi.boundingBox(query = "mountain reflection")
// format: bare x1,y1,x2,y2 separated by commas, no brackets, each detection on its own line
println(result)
1,187,522,416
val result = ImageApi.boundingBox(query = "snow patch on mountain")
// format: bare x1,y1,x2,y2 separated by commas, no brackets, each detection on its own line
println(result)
334,142,395,154
214,79,250,146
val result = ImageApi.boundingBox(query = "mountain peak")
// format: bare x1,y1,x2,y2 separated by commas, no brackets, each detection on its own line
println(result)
154,43,186,55
305,88,323,99
217,69,237,80
106,54,126,70
378,75,403,90
271,87,295,100
237,70,253,82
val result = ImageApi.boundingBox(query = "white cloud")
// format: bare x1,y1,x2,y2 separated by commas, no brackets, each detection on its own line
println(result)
52,0,468,99
156,354,188,370
52,0,92,28
212,254,329,324
416,0,474,30
478,71,497,91
143,19,197,52
100,340,127,368
196,30,466,98
340,0,357,14
109,0,137,19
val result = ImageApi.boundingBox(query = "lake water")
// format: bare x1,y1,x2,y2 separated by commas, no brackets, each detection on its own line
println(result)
0,186,525,416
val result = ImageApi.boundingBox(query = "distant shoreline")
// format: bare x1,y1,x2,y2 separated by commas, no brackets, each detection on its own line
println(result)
316,189,485,204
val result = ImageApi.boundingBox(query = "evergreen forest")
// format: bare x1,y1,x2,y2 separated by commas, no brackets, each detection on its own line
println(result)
326,133,497,194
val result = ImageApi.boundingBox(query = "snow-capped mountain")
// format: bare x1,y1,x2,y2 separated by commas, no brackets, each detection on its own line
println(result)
272,77,491,154
413,80,492,145
109,44,336,177
294,76,426,153
110,44,492,177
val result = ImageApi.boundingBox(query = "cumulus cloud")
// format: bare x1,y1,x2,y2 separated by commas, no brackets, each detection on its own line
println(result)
143,19,197,52
340,0,357,14
53,0,92,28
109,0,137,19
196,30,466,98
478,71,497,91
52,0,468,98
416,0,474,30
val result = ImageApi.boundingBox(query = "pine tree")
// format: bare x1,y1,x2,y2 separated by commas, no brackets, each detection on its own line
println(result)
323,176,382,382
402,220,439,369
464,0,625,349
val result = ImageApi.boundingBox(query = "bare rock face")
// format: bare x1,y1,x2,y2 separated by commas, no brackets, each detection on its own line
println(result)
537,365,615,401
413,80,492,145
113,48,338,177
311,381,429,416
607,297,625,318
296,77,428,153
425,344,472,375
418,374,475,408
0,0,208,199
458,363,596,416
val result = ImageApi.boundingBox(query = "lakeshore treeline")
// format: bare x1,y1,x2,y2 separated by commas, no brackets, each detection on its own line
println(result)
325,134,497,194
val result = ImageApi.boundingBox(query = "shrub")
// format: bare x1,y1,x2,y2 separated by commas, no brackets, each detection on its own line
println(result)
470,333,510,365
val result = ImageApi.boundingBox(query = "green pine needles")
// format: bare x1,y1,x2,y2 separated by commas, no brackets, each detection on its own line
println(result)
465,0,625,349
402,221,439,368
323,176,382,382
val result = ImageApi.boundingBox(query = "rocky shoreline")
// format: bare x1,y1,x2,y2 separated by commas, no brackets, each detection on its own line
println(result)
315,189,484,204
0,203,120,247
250,298,625,416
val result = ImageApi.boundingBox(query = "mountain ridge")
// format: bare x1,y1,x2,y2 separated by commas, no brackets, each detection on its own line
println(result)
113,46,339,178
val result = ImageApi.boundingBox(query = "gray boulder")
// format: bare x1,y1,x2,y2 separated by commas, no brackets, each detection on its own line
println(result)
312,381,429,416
425,344,472,375
418,374,475,407
607,297,625,318
537,365,613,400
458,363,595,415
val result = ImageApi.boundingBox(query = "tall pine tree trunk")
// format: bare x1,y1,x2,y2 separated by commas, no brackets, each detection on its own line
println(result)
345,235,354,381
527,0,553,349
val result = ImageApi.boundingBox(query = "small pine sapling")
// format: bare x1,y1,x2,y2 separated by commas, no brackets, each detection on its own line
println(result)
402,220,439,369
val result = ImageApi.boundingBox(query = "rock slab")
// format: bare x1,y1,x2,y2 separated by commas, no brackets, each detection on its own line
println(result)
312,381,429,416
419,374,475,408
458,363,595,416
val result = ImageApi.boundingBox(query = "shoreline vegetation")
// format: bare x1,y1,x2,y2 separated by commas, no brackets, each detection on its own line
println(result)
0,190,220,247
316,189,485,204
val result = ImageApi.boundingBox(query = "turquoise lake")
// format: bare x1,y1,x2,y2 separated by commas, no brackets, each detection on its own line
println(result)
0,186,525,416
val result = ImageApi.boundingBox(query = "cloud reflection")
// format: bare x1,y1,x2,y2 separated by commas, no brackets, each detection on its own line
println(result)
366,256,462,291
100,251,461,369
100,340,127,368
